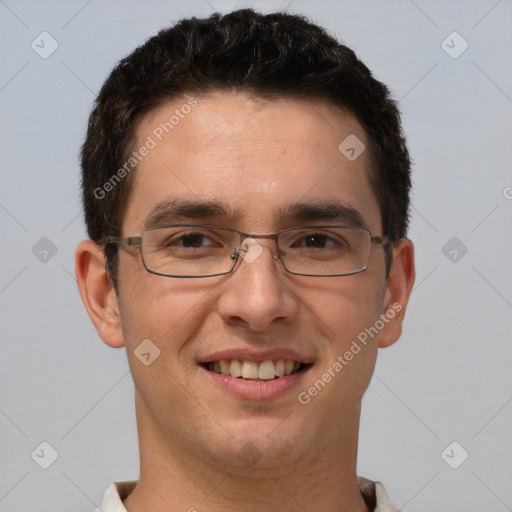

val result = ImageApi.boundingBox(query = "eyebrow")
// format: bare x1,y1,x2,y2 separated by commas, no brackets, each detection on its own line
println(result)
141,199,240,230
140,198,368,231
274,201,368,229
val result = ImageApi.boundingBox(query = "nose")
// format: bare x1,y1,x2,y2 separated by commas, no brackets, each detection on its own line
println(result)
216,239,299,332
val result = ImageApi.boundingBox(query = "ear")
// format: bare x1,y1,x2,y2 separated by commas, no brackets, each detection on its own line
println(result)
378,238,415,348
75,240,125,348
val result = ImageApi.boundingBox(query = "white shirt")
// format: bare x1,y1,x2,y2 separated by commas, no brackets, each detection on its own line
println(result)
93,477,401,511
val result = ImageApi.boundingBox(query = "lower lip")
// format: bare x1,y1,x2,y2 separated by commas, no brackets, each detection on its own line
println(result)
201,366,311,400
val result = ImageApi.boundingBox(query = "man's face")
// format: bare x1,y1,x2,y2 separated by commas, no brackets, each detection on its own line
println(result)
116,92,393,470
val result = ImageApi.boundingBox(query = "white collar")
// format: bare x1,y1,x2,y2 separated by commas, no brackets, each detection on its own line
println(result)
95,478,400,512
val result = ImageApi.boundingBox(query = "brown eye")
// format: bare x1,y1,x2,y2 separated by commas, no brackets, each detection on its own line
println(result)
302,234,331,248
177,233,208,248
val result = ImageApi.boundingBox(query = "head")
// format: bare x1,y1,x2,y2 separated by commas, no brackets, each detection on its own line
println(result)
76,9,414,475
81,9,411,285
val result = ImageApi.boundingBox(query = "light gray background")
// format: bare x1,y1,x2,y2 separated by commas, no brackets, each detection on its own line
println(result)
1,1,511,511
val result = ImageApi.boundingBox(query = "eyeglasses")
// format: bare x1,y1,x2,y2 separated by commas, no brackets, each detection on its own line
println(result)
103,224,390,278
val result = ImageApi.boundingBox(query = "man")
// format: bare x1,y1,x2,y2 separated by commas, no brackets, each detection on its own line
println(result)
76,9,415,512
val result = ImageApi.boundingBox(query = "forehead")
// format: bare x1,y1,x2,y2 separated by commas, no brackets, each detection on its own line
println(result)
123,92,381,233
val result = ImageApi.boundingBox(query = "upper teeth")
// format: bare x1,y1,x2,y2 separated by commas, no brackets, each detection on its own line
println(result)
208,359,301,380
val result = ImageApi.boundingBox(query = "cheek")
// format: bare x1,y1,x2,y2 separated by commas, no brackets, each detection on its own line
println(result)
305,272,385,341
116,276,213,414
299,285,383,413
116,263,214,355
303,274,385,386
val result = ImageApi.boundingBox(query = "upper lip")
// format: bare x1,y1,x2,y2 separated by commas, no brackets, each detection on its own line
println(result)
198,348,314,365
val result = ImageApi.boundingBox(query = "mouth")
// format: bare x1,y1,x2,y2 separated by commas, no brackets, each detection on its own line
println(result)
198,349,314,400
201,358,310,381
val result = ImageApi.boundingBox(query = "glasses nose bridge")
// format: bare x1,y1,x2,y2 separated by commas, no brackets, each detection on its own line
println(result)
244,231,279,242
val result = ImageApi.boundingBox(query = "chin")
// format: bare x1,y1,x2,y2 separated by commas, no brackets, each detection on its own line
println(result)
202,415,313,471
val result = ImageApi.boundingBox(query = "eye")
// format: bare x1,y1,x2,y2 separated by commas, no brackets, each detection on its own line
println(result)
300,233,334,248
164,231,219,249
175,232,211,248
290,231,347,250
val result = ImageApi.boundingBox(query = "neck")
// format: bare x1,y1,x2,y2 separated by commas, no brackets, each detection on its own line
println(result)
123,396,369,512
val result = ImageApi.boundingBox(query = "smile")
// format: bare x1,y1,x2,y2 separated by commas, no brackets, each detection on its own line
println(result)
198,349,314,400
204,359,305,380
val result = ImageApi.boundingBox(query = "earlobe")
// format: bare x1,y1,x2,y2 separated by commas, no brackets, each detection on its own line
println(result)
378,239,415,349
75,240,125,348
